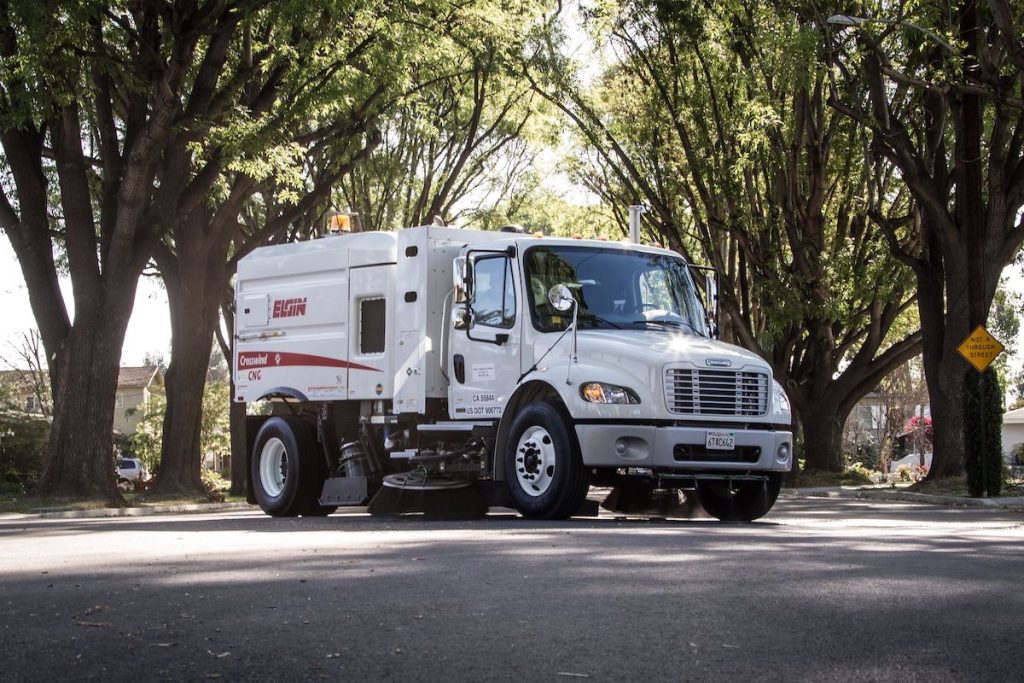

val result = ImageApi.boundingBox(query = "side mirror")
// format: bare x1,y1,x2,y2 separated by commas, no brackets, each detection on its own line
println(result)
548,284,576,312
453,257,469,303
452,306,469,330
705,273,719,338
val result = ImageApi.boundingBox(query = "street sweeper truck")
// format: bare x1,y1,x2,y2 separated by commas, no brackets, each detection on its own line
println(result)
233,215,793,521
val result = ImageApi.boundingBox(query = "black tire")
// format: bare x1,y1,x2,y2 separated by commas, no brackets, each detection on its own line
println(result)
695,473,783,522
503,402,589,520
251,417,321,517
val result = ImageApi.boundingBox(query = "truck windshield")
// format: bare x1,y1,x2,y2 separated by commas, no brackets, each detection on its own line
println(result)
524,245,709,336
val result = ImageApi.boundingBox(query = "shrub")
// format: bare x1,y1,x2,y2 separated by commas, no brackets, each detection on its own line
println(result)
892,436,908,460
0,410,50,485
129,393,165,473
201,468,227,501
841,462,875,485
845,441,881,471
903,415,933,444
892,464,927,483
962,368,1003,497
112,432,135,458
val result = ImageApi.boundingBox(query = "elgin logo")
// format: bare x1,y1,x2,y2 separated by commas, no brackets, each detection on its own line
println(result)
272,297,307,318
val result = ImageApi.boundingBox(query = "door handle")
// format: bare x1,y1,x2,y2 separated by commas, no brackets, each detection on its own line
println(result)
454,354,465,384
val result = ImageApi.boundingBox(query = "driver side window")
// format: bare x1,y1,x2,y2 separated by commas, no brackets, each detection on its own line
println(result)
472,257,515,329
639,269,675,311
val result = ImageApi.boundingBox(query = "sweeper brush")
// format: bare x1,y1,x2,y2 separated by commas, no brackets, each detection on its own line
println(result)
367,473,489,520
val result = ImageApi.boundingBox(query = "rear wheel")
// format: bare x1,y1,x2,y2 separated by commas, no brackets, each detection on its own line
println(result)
695,473,783,522
504,402,589,520
251,417,322,517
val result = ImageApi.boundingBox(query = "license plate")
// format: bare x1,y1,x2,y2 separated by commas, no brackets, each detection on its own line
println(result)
705,431,735,450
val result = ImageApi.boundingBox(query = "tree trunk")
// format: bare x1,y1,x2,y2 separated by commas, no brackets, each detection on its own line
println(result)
0,127,72,406
916,236,970,479
229,390,247,497
799,400,847,473
923,350,968,478
150,243,224,495
36,286,137,503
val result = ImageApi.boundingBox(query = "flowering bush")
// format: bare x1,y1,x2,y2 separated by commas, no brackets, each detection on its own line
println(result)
895,464,929,482
904,415,933,445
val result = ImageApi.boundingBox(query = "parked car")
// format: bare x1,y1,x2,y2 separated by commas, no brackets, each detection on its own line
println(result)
116,457,147,482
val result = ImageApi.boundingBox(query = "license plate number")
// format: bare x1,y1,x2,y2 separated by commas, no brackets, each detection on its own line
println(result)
705,431,735,450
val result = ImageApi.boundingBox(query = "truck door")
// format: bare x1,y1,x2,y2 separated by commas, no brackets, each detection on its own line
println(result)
448,251,521,419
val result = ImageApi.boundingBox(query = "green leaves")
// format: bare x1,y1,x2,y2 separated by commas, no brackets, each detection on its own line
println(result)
0,0,93,126
334,0,550,229
538,0,921,472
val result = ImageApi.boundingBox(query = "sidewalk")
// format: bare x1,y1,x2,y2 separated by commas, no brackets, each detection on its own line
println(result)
785,486,1024,510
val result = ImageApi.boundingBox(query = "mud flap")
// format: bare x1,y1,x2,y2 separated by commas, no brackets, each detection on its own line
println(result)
319,476,369,506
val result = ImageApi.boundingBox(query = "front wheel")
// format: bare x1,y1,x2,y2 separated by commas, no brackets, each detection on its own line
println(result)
695,473,783,522
251,417,321,517
503,402,589,520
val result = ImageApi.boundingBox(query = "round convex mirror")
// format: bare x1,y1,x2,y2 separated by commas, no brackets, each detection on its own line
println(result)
548,284,576,312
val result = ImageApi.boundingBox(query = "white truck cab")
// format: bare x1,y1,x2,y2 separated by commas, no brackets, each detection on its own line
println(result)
234,224,792,521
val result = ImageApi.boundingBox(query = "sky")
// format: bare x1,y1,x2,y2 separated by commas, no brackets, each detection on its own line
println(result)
0,239,170,367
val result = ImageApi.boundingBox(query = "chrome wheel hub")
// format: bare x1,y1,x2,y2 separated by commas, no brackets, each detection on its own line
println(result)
259,437,288,497
515,426,556,497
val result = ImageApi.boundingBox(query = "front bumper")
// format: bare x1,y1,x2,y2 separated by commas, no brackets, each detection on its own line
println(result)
575,423,792,472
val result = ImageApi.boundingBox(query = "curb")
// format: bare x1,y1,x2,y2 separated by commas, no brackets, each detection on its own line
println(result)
785,487,1024,510
34,501,254,520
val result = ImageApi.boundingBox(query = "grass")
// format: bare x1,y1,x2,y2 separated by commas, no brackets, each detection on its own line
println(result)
906,475,969,497
908,474,1024,498
790,468,875,488
788,468,1024,495
0,494,111,514
0,480,249,515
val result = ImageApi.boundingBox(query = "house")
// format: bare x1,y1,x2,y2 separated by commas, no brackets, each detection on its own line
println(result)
112,366,164,434
0,369,50,416
843,391,930,448
1002,407,1024,465
0,365,163,435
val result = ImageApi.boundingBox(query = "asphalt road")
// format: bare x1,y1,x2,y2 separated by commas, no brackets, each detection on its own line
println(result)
1,497,1022,682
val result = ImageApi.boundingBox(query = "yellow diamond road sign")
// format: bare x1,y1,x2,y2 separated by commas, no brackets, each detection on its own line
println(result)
957,325,1004,372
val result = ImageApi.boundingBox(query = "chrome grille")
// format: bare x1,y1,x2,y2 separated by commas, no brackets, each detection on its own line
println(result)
664,368,769,416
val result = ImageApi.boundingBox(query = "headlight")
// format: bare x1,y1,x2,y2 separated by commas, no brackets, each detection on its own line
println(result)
580,382,640,404
772,380,791,415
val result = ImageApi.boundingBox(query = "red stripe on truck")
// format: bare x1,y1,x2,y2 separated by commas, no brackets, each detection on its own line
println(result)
237,351,380,372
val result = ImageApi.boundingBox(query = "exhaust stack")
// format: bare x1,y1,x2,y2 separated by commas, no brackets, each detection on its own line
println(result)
628,204,646,244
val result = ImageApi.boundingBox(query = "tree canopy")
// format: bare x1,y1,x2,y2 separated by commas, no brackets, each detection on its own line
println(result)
530,0,921,470
824,0,1024,476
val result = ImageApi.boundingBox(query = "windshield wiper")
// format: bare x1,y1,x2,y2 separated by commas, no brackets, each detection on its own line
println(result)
632,319,694,332
578,312,622,329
